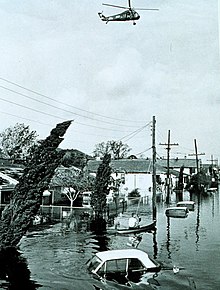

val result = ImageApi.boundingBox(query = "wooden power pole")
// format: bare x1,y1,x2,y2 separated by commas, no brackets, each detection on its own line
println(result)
188,139,205,191
159,130,178,204
152,116,157,221
207,155,218,167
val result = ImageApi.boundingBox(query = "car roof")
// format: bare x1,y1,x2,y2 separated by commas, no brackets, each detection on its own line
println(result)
166,206,188,210
95,249,156,268
177,201,195,204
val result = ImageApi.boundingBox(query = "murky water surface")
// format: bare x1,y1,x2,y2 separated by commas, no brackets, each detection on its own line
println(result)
2,192,220,289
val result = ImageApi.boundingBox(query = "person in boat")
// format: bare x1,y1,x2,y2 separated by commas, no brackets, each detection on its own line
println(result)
128,213,140,229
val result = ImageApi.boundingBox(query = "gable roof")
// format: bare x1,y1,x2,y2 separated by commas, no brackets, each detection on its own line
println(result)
158,158,198,168
87,158,198,175
87,159,153,174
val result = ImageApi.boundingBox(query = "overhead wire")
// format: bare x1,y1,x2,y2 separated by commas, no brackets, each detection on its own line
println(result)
136,146,152,156
0,77,145,124
0,110,53,126
0,96,135,132
118,121,152,142
0,84,139,128
0,77,152,153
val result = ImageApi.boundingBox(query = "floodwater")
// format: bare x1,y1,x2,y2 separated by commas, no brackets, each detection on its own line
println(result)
2,191,220,289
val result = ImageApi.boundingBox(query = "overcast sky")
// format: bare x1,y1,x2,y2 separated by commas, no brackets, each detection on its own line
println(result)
0,0,219,163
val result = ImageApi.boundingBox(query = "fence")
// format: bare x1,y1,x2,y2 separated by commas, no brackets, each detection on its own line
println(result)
39,205,93,221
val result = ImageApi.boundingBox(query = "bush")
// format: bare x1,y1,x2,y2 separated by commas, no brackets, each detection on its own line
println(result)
128,188,140,198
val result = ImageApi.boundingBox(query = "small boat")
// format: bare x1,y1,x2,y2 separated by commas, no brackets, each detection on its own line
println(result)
176,201,195,211
117,220,156,235
165,207,188,218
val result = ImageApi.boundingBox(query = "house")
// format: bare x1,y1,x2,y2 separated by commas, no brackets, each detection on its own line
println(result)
48,165,83,206
87,159,166,202
0,159,24,207
157,158,200,188
0,172,19,206
87,158,199,202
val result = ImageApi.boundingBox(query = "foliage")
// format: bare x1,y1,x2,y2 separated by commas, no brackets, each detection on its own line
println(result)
51,166,94,208
0,120,72,248
91,154,112,218
177,166,184,190
93,140,131,160
0,123,38,163
61,149,91,170
185,167,211,194
128,188,140,198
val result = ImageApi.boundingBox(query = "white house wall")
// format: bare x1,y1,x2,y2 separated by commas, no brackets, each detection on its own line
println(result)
120,173,152,199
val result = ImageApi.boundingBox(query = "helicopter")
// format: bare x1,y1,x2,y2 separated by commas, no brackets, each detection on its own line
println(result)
98,0,159,25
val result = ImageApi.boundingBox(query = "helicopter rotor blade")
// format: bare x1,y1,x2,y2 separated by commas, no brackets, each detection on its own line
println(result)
102,3,128,9
134,8,159,11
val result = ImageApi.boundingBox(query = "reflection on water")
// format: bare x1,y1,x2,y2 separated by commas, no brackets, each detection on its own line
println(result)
0,247,39,289
152,230,158,259
195,194,201,250
166,217,171,259
1,191,220,289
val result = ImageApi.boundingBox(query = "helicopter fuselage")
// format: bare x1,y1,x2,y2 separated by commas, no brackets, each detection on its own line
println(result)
98,9,140,24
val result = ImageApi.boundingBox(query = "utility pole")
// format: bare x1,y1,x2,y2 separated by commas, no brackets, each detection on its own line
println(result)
188,139,205,191
188,139,205,173
207,155,218,166
152,116,157,221
159,130,178,204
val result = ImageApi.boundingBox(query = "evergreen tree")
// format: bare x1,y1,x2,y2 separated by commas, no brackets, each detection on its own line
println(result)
0,120,72,248
91,154,112,219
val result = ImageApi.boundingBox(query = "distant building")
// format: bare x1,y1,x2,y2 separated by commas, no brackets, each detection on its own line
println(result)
87,158,200,202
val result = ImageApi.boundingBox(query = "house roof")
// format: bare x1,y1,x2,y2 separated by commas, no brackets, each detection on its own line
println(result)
87,159,153,174
158,158,198,168
0,172,18,185
87,158,198,175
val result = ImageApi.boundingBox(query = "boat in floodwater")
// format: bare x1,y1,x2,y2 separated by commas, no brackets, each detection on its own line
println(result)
117,220,156,235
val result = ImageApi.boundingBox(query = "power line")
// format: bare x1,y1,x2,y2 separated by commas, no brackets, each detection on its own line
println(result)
0,84,139,128
118,122,151,142
136,146,152,156
0,96,65,121
0,77,145,124
0,110,53,126
0,97,134,133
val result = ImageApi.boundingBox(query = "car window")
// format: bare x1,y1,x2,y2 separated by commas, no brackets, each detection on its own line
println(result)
97,263,105,276
87,256,102,272
106,259,127,273
116,259,127,272
128,258,145,271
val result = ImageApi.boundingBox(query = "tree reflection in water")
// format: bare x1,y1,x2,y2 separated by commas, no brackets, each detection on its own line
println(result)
0,247,39,290
166,217,171,259
90,217,110,251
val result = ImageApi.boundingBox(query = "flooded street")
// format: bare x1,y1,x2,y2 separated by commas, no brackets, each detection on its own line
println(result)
14,191,220,289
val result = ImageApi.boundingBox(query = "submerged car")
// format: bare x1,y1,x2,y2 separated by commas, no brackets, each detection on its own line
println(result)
176,201,195,211
165,206,189,218
86,248,161,287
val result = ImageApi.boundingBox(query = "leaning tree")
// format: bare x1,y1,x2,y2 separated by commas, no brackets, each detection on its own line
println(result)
0,120,72,285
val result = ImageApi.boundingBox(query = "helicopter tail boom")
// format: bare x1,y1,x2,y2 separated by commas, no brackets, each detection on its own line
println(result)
98,12,109,23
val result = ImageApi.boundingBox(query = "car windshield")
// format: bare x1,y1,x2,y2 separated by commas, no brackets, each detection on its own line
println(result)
86,256,102,272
